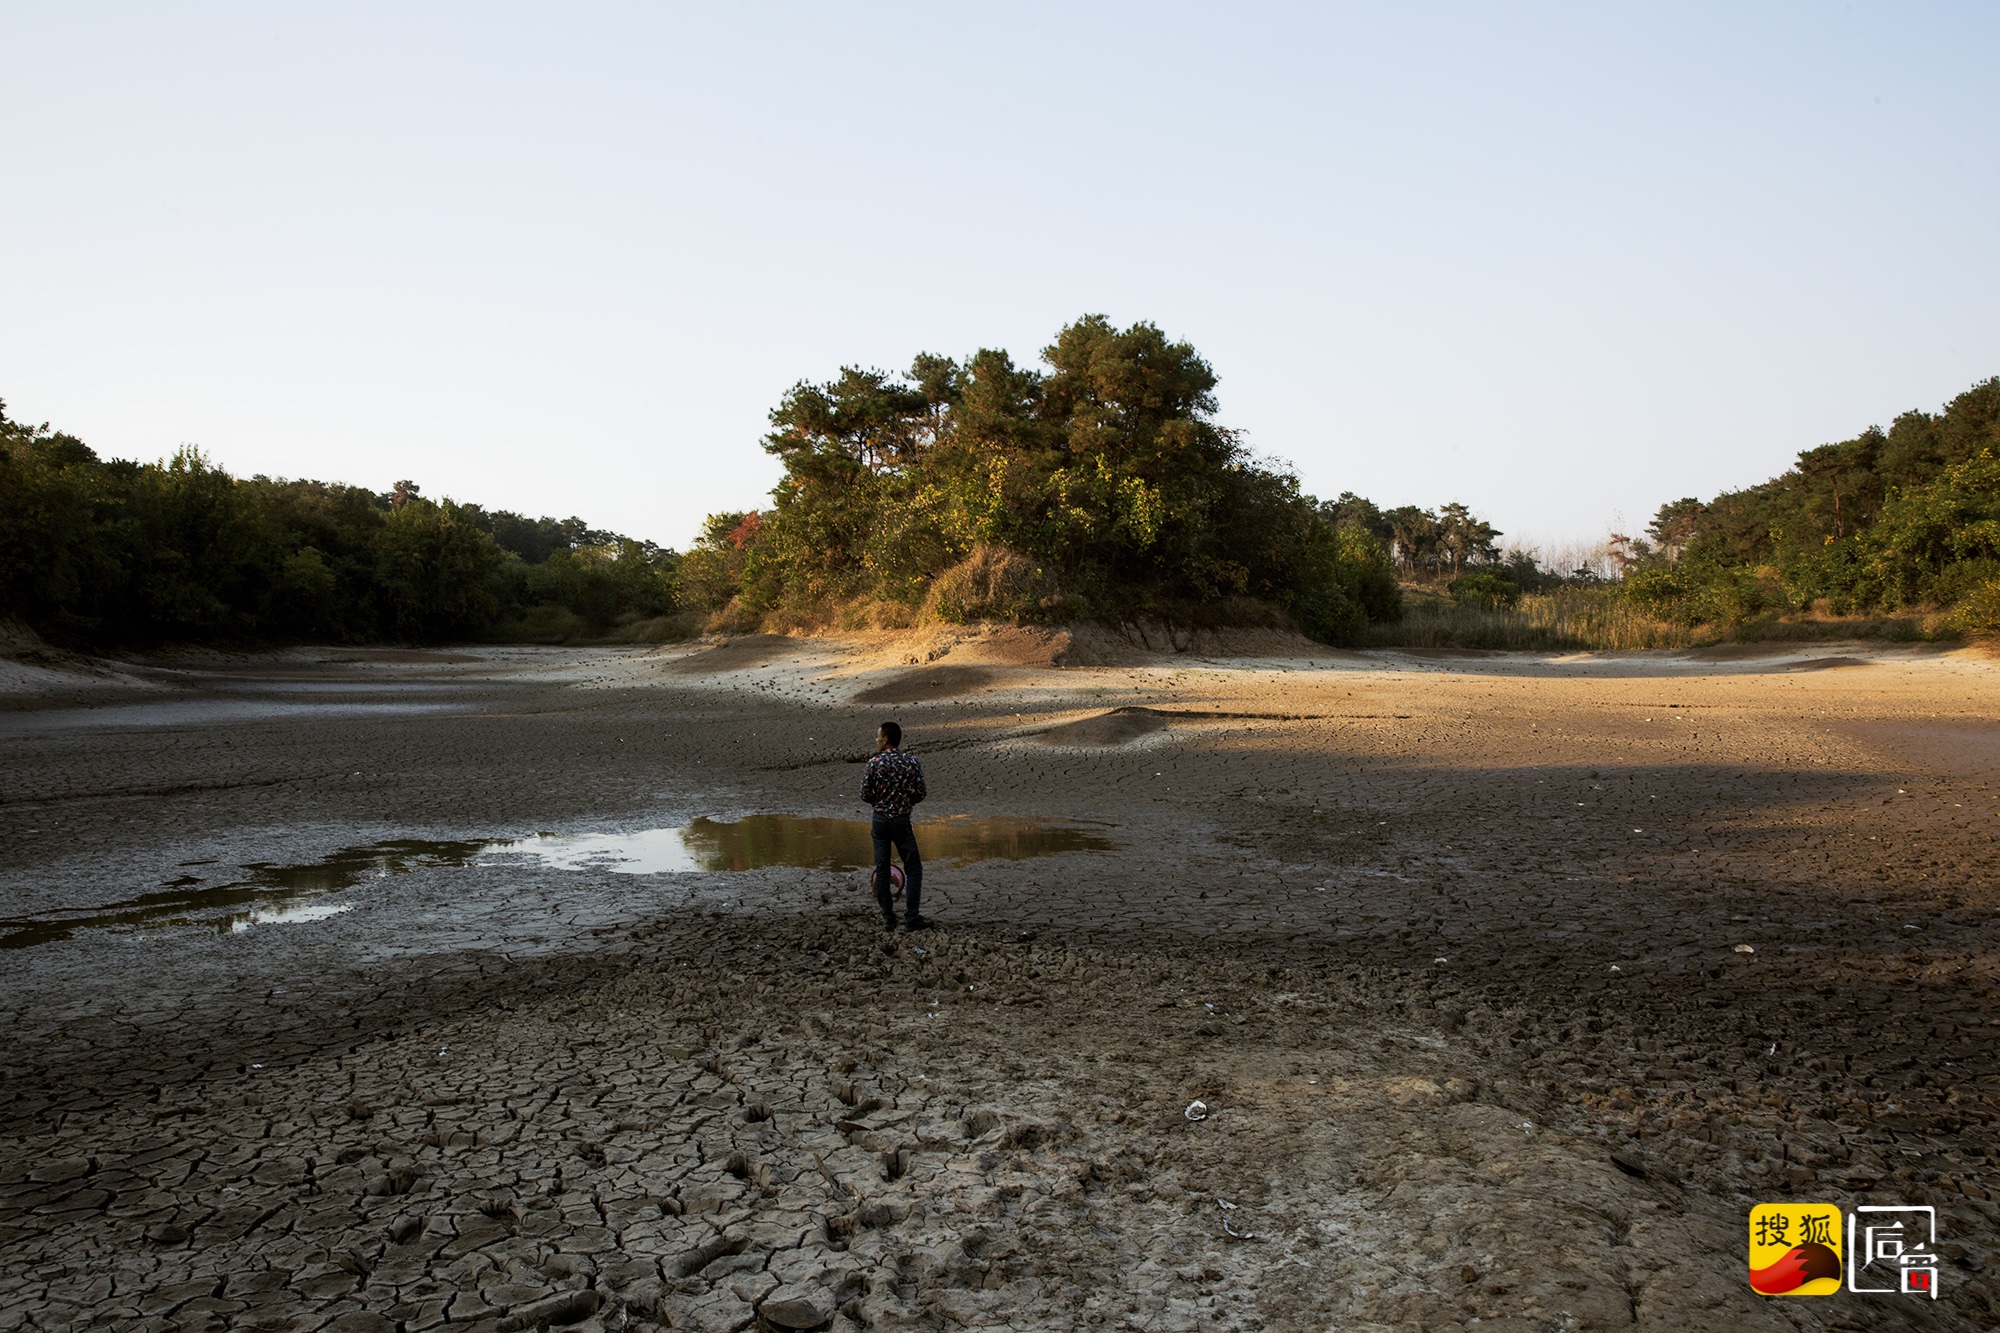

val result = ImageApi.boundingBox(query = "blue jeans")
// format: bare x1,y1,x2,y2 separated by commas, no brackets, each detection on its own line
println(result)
871,813,922,924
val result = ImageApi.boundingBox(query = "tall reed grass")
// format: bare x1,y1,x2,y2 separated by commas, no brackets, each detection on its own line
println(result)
1365,587,1701,651
1366,586,1954,651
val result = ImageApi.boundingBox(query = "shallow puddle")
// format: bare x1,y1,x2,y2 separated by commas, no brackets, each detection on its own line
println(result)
499,814,1114,875
1,816,1112,948
1,841,489,949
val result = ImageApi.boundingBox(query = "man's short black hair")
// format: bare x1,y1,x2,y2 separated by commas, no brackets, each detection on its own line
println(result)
878,720,902,747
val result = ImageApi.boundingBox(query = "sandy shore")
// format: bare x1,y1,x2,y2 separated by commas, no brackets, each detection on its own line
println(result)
1,632,1995,1331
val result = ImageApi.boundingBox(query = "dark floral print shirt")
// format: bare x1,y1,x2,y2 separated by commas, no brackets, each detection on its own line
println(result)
861,748,927,817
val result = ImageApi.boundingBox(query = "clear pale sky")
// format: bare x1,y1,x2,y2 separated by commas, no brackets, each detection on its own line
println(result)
4,3,1996,553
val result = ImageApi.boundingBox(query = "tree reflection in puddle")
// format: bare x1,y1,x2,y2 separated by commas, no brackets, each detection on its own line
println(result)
2,816,1113,948
1,841,488,949
495,814,1115,874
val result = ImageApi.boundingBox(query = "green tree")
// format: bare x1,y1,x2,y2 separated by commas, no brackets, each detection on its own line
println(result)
1646,498,1704,563
1386,506,1440,576
740,316,1403,640
0,416,113,629
526,539,678,631
679,511,763,612
1639,377,2000,622
1321,492,1394,543
1856,450,2000,608
373,497,506,639
1436,502,1501,575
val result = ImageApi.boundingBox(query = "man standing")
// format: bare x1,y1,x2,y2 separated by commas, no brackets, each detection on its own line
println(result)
861,720,928,931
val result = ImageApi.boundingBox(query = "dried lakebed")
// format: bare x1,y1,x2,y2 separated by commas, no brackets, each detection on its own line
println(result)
1,640,1995,1332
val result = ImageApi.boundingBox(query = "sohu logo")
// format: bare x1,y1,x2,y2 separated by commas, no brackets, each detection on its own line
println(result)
1749,1204,1943,1299
1749,1203,1842,1296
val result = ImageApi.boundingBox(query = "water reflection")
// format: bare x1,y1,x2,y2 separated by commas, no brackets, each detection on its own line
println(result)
0,840,487,949
230,900,356,931
497,814,1115,874
0,816,1113,948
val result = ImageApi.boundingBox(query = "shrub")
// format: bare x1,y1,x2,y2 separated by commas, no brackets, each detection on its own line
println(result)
921,545,1060,624
1448,571,1521,609
1289,580,1367,645
1623,561,1773,625
1944,576,2000,632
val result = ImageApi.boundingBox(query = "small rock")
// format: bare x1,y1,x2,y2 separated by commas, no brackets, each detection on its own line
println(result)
760,1283,836,1330
1734,944,1756,954
145,1222,191,1245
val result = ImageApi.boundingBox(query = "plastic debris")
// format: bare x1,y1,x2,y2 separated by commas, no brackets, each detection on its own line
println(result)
1184,1100,1209,1122
1734,944,1755,954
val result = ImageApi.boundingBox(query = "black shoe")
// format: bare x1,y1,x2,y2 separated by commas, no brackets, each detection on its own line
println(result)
881,917,898,932
903,916,934,932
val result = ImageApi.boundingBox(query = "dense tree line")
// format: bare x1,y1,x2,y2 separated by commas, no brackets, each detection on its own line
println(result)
0,402,676,644
1618,378,2000,628
688,316,1403,643
1316,493,1509,579
20,312,1718,650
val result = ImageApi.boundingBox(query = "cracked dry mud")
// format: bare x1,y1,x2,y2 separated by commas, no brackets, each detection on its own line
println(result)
1,637,1996,1332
